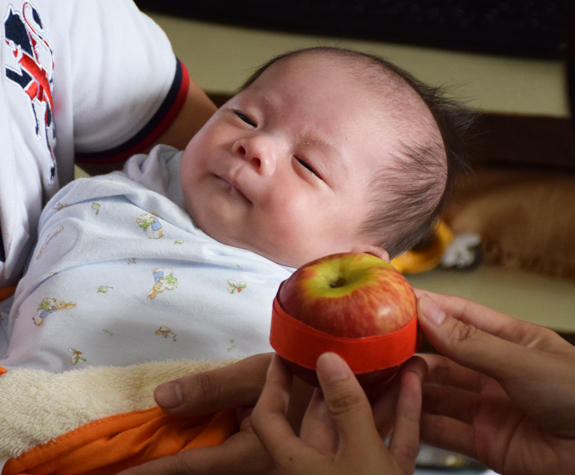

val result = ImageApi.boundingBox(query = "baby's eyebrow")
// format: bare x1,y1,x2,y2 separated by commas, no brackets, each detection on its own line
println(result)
295,127,334,153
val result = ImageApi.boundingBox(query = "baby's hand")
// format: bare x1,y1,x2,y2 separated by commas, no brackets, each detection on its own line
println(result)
252,353,423,475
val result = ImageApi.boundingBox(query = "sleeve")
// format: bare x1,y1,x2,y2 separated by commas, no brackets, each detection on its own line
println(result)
70,0,189,164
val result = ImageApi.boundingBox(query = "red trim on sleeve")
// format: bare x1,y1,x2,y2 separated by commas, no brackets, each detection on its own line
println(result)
75,59,190,164
0,286,16,302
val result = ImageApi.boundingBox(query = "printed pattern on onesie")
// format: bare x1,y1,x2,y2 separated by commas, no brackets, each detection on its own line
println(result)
3,147,293,372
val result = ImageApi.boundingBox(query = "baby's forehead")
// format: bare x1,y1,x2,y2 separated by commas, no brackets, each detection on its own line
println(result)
260,52,434,120
263,51,405,93
245,53,402,112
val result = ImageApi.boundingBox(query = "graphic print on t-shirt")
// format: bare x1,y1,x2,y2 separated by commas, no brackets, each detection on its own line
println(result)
4,1,56,181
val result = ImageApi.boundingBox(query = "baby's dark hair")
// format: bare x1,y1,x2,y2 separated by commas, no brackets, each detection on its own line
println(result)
240,47,475,258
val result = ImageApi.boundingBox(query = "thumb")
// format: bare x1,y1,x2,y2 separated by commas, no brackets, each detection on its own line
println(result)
316,353,383,456
417,294,535,383
154,353,272,416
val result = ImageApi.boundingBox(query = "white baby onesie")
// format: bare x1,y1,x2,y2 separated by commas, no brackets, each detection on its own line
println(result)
1,146,293,372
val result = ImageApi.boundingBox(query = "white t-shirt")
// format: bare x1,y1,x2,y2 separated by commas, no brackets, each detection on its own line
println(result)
1,146,293,372
0,0,186,286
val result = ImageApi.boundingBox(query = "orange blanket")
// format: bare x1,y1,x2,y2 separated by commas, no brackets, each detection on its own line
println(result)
3,407,236,475
0,360,238,475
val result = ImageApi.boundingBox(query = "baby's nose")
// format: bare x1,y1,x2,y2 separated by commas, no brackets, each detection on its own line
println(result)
233,136,278,175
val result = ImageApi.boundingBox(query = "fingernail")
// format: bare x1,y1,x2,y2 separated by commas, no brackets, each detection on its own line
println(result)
419,294,446,326
154,382,182,409
317,353,352,384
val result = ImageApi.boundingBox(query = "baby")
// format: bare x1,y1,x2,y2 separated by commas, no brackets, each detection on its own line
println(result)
0,46,469,372
0,46,473,472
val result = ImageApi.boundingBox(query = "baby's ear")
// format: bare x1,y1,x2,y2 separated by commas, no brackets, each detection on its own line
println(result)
350,244,390,263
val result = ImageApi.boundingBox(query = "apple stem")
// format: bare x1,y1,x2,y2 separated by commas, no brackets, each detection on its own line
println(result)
329,278,346,288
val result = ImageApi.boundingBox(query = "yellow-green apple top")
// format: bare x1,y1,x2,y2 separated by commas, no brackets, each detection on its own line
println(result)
277,252,416,338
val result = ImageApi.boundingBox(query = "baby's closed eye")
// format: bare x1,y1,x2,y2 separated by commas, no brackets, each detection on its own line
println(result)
295,157,321,179
235,111,257,127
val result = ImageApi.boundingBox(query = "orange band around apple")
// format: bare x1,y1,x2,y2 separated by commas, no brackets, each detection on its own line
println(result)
270,298,419,374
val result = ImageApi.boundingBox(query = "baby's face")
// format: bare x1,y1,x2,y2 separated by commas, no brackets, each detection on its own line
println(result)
180,53,397,268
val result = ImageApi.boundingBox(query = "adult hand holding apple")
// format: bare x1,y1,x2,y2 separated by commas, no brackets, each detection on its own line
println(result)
270,252,419,386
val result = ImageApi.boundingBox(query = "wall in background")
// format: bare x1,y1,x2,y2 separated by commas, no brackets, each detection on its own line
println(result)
147,13,569,117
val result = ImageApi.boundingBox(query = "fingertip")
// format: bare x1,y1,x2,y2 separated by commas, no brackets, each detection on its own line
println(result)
266,353,292,386
316,354,375,438
155,354,273,417
401,356,428,385
418,294,446,326
316,352,353,386
413,288,426,299
267,353,281,377
400,370,422,401
154,381,183,411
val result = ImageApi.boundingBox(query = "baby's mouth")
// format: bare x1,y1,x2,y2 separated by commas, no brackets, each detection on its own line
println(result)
219,175,251,203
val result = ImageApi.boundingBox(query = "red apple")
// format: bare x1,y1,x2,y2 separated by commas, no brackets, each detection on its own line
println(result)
270,252,418,386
